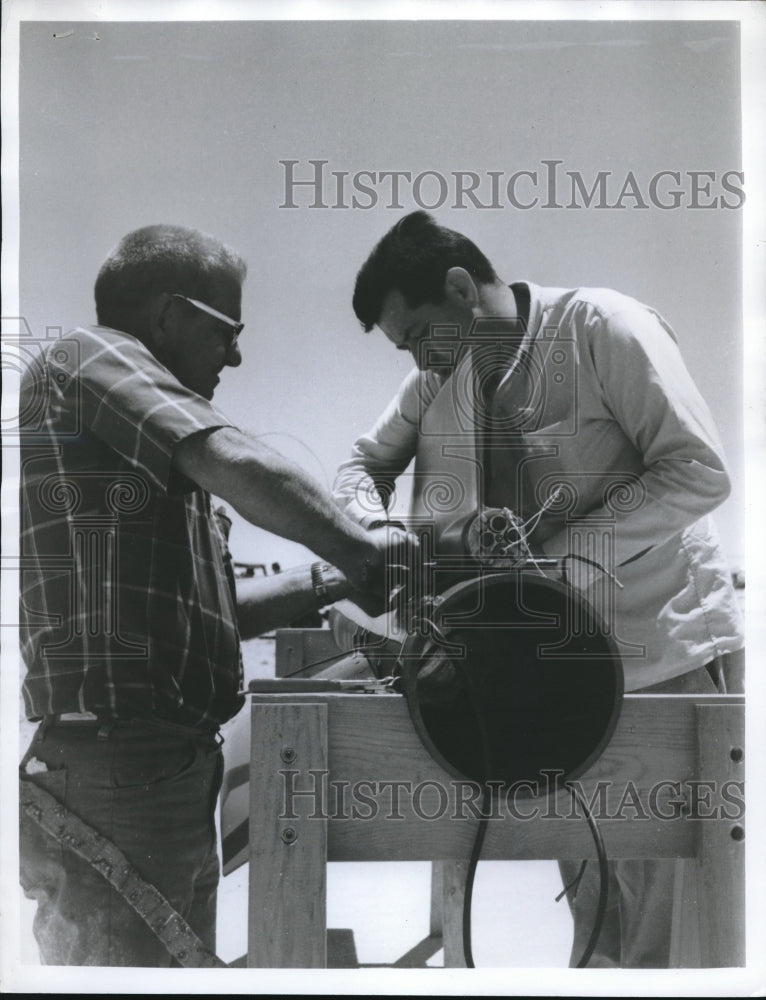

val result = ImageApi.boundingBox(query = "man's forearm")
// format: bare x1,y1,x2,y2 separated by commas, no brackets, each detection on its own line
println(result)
236,563,349,640
174,426,378,586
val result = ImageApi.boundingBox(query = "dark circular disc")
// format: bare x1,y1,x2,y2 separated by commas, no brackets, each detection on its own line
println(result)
401,572,623,797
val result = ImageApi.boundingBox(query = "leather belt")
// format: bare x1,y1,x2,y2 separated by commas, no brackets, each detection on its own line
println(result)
38,713,223,745
43,712,100,724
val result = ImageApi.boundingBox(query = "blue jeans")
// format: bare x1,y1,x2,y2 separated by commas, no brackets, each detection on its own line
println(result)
20,719,224,966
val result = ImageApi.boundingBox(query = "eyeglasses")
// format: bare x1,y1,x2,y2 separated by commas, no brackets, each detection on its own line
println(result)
172,293,244,347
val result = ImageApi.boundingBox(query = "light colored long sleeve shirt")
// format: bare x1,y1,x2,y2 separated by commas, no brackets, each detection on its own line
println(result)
334,282,744,690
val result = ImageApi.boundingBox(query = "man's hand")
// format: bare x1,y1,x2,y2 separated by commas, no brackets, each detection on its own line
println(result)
343,525,421,618
173,427,422,617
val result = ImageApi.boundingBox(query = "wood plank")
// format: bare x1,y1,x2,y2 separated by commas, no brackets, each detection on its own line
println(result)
428,859,469,966
429,861,444,937
694,702,745,967
236,690,744,969
441,860,468,968
669,858,701,967
274,628,345,677
247,701,328,967
244,692,739,861
229,693,743,862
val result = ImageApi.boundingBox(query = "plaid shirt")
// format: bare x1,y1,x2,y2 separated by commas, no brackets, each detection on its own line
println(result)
19,325,244,729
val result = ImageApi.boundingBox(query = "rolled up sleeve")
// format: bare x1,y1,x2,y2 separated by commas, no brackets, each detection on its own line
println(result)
48,327,233,493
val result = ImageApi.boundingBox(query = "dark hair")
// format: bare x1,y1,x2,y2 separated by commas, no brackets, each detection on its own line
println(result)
352,211,497,332
94,224,247,330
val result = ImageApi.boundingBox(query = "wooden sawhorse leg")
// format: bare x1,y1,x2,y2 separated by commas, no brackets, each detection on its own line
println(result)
670,701,745,967
430,861,469,967
248,700,328,967
242,692,744,969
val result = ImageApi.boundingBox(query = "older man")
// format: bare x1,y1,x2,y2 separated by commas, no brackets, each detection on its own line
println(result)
333,210,744,967
19,224,414,966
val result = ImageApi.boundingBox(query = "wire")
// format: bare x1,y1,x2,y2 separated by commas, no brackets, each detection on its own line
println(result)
250,431,332,490
454,656,495,969
554,860,588,902
565,783,610,968
561,552,624,591
462,785,491,969
515,485,564,540
495,487,562,577
375,584,611,968
453,662,610,969
278,647,359,678
460,779,610,969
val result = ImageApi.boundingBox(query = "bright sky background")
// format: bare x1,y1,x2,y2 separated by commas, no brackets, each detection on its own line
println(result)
18,17,745,569
4,6,766,997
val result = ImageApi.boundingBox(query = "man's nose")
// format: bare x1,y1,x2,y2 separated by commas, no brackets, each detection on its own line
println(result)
225,341,243,367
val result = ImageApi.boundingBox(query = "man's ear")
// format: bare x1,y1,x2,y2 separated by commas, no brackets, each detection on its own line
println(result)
444,267,480,308
147,292,175,346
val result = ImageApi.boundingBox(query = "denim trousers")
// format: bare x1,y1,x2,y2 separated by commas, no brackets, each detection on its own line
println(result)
559,652,744,968
20,719,224,967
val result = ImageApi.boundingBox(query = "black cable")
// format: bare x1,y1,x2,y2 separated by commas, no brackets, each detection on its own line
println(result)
461,780,609,969
565,783,610,968
561,552,623,590
456,692,610,968
461,784,491,968
402,601,612,968
554,859,588,903
265,603,610,966
455,656,494,969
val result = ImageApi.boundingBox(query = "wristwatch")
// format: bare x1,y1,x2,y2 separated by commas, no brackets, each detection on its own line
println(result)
311,561,333,605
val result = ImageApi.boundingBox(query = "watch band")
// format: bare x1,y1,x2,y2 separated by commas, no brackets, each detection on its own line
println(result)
311,561,332,604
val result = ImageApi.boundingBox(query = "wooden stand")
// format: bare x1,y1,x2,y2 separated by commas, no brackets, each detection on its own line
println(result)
237,689,744,968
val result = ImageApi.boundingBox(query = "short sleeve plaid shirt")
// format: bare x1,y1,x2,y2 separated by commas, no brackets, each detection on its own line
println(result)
19,325,245,729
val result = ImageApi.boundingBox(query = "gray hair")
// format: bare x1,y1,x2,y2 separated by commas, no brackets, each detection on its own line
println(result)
94,224,247,330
